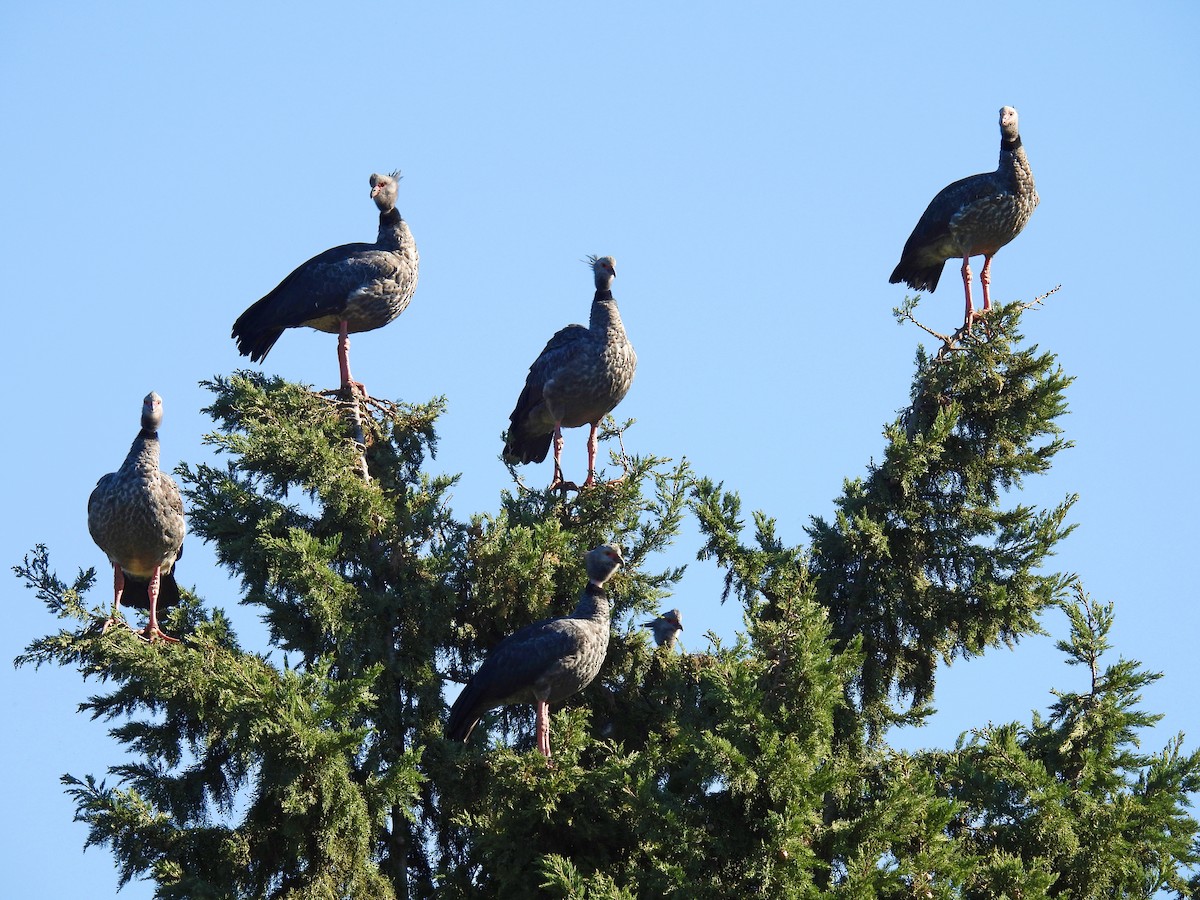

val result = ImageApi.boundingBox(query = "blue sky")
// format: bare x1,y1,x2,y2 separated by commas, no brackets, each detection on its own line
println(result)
3,2,1198,895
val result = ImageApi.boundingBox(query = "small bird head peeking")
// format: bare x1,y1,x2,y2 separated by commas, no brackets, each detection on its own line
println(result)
641,608,683,648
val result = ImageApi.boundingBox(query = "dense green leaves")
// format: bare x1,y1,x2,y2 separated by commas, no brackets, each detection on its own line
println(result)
807,304,1078,724
14,308,1199,897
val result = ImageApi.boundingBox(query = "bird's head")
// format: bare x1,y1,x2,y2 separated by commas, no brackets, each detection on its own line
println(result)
587,255,617,292
661,609,683,631
141,392,164,432
999,106,1020,141
369,171,402,212
586,543,624,585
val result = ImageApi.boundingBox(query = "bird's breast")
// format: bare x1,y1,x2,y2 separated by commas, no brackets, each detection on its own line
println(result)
89,492,183,576
538,630,609,703
949,192,1038,256
304,279,416,334
543,342,636,427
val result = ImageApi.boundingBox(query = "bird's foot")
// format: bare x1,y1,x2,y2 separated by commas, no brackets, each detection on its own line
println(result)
548,462,581,492
963,305,996,336
571,471,625,489
142,625,180,644
320,381,369,402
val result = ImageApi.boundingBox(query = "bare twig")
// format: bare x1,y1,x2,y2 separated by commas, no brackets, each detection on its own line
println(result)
896,285,1062,361
1016,283,1062,312
361,395,402,417
894,304,967,358
609,421,633,482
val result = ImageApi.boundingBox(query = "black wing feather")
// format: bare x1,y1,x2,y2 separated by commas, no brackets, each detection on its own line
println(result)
503,325,593,463
446,618,581,742
232,242,393,361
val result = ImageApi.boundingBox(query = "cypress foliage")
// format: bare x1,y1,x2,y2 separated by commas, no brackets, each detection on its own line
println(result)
807,302,1079,732
14,305,1200,897
929,584,1200,897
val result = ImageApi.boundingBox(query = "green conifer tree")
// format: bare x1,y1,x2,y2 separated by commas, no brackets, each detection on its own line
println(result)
15,304,1199,897
928,584,1200,898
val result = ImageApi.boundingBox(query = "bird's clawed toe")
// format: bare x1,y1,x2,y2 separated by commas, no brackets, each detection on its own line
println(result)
142,626,180,644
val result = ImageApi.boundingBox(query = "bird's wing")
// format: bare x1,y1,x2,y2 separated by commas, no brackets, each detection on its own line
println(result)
159,472,186,559
258,245,402,324
504,325,594,461
480,619,581,698
524,324,592,387
452,619,582,717
86,472,119,551
903,172,1006,252
87,473,115,515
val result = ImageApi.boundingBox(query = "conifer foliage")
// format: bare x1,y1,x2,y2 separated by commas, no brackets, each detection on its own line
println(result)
15,306,1200,897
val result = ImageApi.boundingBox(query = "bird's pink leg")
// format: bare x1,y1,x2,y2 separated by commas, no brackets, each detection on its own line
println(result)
101,563,126,633
961,256,975,325
144,566,178,644
548,424,566,490
535,698,552,759
979,255,994,312
582,423,600,487
337,320,367,396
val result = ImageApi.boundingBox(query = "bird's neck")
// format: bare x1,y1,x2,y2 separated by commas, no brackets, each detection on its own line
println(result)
574,582,612,620
589,291,625,338
999,139,1035,193
122,429,161,476
376,208,407,250
999,138,1029,173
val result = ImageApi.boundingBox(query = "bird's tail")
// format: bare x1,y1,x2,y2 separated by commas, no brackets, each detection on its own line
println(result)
889,261,945,293
502,427,553,465
121,570,181,611
503,384,553,464
445,686,482,743
231,301,286,363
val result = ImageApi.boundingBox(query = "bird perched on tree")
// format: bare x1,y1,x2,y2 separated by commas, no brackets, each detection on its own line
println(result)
889,106,1038,326
446,544,625,760
504,256,636,490
87,392,186,643
231,171,419,395
641,608,683,649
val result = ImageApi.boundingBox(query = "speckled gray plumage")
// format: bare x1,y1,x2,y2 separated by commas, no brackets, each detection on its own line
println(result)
87,392,186,611
503,256,636,469
231,171,419,362
641,608,683,649
445,544,624,746
889,107,1038,294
